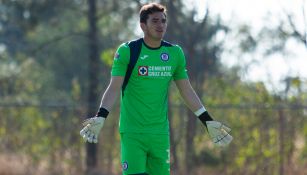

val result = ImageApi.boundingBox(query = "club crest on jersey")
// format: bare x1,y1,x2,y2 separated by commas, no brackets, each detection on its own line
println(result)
160,53,169,62
122,161,128,171
138,66,148,76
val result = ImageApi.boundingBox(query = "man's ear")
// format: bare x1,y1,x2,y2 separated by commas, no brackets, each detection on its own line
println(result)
140,22,146,32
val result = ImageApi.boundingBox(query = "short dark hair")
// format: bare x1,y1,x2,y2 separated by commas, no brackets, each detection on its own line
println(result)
139,3,167,23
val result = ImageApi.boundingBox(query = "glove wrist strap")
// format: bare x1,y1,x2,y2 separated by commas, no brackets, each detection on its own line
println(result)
194,106,206,116
97,107,109,118
198,111,213,128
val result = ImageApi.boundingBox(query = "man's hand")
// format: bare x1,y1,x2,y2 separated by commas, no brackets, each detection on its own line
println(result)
196,109,233,147
206,121,233,147
80,117,105,143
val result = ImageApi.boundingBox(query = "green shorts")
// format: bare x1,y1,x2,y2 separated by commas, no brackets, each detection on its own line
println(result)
120,133,170,175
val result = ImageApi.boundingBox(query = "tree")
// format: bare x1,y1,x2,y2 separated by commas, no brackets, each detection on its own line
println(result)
86,0,100,172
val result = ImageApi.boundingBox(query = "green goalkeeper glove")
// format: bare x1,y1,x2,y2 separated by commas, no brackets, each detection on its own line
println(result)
80,107,109,143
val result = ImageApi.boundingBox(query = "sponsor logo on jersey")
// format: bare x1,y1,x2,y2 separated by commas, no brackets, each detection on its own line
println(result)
138,66,172,77
114,52,120,60
148,66,172,77
122,161,128,171
160,53,169,62
138,66,148,76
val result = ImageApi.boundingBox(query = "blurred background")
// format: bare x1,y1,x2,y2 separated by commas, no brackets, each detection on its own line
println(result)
0,0,306,175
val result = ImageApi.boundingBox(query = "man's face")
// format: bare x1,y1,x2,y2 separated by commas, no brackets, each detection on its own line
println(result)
141,12,167,41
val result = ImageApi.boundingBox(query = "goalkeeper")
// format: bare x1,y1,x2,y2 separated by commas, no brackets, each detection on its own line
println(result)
80,2,232,175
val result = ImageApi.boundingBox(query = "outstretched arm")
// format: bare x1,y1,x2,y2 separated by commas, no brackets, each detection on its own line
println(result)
80,76,124,143
99,76,124,111
175,79,214,125
174,79,203,112
175,78,233,146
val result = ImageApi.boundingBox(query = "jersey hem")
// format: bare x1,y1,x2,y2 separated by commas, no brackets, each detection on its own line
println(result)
119,130,170,135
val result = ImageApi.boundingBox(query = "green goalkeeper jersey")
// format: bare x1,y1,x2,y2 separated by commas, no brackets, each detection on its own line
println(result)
111,39,188,134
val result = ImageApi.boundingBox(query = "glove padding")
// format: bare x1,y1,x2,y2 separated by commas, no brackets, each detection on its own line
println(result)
80,117,105,143
206,121,233,147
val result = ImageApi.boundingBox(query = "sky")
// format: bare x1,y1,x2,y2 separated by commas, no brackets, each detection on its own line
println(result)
184,0,307,91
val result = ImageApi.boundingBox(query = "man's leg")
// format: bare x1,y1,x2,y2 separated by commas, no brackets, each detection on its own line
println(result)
146,134,170,175
121,133,148,175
